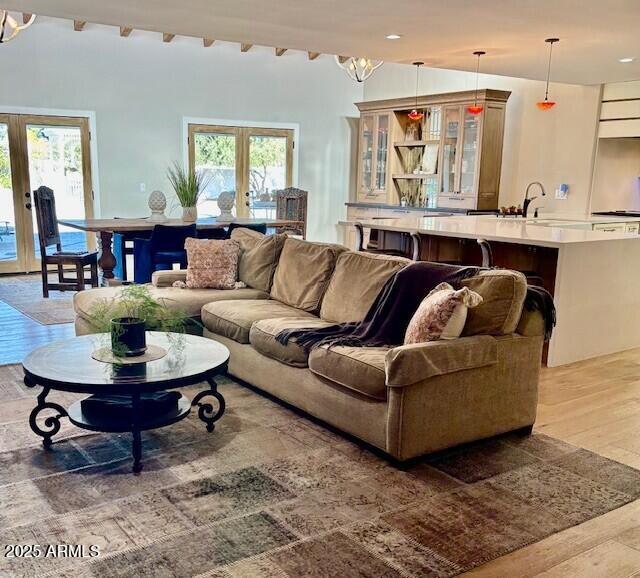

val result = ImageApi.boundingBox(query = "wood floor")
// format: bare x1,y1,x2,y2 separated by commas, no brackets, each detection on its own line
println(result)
1,279,640,576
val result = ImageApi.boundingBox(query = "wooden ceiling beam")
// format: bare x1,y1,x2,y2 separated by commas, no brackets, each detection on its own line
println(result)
308,52,320,61
120,26,132,37
203,38,215,47
163,33,175,43
22,13,32,24
73,20,86,32
275,47,287,57
240,43,253,52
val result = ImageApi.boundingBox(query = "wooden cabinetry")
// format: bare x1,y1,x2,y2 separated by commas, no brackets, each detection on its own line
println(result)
355,89,510,211
357,113,392,203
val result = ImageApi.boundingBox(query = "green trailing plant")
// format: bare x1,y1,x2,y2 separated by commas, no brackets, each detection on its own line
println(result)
166,161,211,208
86,285,195,358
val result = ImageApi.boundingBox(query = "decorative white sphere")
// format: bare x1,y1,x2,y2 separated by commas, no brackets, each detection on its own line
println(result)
148,190,167,222
217,191,235,220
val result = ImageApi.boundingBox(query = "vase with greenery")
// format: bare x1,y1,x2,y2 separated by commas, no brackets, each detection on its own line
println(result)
86,285,193,358
166,161,211,222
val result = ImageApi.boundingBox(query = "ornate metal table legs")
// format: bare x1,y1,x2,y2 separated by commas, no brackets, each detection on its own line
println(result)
131,392,143,474
191,377,226,433
25,382,68,449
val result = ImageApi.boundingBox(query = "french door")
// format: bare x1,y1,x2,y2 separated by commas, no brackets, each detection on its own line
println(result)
188,124,294,219
0,114,94,274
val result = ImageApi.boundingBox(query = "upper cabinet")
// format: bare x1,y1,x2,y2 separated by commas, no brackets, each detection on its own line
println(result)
357,112,392,203
355,89,510,210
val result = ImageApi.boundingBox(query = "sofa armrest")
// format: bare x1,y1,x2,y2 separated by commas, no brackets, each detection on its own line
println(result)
152,269,187,287
385,335,498,387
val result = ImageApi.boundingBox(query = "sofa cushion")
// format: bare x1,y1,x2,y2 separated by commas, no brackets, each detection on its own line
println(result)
461,269,527,336
184,238,240,289
230,229,286,292
250,317,335,367
74,285,269,322
201,299,315,344
320,251,410,323
271,237,346,313
308,345,389,400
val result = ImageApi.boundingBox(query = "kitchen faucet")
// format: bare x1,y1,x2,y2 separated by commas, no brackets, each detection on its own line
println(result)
523,181,546,218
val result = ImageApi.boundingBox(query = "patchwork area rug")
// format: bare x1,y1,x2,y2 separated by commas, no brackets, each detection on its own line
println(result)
0,363,639,578
0,275,75,325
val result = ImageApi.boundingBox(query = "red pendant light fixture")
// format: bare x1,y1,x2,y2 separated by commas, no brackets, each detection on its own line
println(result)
467,51,486,115
537,38,560,110
407,61,424,121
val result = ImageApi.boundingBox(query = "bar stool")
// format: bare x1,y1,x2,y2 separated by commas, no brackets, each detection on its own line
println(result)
354,222,420,261
477,238,544,286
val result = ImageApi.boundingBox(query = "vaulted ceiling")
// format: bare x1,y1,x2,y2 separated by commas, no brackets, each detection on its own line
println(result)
5,0,640,84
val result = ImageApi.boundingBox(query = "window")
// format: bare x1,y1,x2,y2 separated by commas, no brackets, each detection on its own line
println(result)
188,124,294,219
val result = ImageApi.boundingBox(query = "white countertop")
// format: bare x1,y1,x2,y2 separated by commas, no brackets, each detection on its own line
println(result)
340,215,640,248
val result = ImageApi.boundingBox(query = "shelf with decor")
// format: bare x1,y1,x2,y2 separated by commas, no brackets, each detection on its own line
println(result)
354,89,511,210
393,140,440,147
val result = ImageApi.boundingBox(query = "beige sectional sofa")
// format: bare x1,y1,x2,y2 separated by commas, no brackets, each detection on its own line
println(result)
73,229,545,461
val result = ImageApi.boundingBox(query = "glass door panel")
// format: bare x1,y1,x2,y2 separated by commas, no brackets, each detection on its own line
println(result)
375,114,389,191
25,123,89,259
359,114,374,193
0,121,19,269
460,110,480,194
441,107,461,193
247,133,289,219
192,131,237,218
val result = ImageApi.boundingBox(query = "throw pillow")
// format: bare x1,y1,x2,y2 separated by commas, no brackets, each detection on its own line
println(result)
404,282,483,344
230,228,286,292
182,238,240,289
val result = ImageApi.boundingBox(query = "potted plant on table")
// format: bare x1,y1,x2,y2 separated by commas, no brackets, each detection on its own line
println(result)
167,162,210,222
86,285,192,358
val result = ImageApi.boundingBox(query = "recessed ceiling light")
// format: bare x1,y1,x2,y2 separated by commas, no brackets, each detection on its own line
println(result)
619,57,635,63
385,34,402,40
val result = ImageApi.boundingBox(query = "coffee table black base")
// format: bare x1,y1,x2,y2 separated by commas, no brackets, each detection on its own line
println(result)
24,377,226,474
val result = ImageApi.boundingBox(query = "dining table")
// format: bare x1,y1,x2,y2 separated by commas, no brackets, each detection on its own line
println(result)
58,217,303,283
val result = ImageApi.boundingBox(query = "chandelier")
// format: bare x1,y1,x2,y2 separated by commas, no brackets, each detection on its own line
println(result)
335,56,383,82
0,10,35,43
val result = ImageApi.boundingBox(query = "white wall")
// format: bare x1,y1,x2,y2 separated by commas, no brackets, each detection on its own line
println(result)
0,17,362,242
363,64,602,216
591,138,640,211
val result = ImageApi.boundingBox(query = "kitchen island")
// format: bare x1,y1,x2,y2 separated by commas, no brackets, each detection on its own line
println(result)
340,215,640,367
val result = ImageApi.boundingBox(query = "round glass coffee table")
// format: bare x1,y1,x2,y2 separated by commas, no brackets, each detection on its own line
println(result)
22,332,229,474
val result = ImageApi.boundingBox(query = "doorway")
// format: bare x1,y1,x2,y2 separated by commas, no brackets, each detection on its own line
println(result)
0,114,94,274
187,123,294,219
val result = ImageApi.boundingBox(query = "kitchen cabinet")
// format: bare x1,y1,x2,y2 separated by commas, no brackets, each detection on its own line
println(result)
593,222,627,233
356,113,391,203
355,89,509,211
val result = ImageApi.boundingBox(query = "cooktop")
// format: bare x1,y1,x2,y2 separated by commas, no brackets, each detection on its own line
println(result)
593,211,640,218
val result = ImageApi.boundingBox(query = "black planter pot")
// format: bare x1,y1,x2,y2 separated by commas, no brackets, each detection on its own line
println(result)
111,317,147,357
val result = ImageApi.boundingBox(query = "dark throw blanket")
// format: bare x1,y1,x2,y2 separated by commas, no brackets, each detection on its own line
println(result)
276,262,557,350
276,262,481,350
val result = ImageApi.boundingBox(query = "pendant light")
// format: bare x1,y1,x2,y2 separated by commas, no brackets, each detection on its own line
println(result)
335,56,383,83
467,51,486,115
407,61,425,121
537,38,560,110
0,10,35,43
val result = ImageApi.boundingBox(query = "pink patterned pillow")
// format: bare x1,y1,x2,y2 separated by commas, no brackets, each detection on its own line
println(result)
182,238,240,289
404,282,483,344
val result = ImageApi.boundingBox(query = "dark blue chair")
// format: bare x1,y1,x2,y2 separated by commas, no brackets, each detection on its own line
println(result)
227,222,267,236
133,224,197,284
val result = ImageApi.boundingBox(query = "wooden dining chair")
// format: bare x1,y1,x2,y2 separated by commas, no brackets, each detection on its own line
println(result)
33,186,99,298
275,187,307,238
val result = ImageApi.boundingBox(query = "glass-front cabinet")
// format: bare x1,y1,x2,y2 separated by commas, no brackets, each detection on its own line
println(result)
355,90,509,212
357,113,391,203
